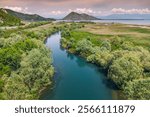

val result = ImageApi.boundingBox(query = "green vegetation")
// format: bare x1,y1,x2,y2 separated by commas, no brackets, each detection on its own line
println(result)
1,21,150,100
5,8,55,21
124,79,150,99
0,8,21,26
0,22,55,99
61,23,150,99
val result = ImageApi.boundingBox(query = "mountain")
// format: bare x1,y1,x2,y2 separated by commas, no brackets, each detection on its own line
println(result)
5,9,55,21
0,8,21,26
100,14,150,20
63,12,99,20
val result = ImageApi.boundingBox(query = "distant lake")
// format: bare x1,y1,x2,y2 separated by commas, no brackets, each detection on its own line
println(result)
58,19,150,25
94,19,150,25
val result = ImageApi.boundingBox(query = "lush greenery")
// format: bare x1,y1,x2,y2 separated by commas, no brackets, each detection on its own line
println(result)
6,8,55,21
0,22,56,99
61,23,150,99
1,21,150,100
0,8,21,26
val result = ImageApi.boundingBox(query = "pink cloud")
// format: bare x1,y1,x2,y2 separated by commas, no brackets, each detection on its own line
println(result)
4,6,31,14
112,8,150,14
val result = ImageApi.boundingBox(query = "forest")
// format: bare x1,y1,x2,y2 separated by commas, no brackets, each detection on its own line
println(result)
0,22,58,99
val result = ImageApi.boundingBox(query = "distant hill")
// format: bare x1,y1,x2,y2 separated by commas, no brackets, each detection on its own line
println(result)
100,14,150,20
0,8,21,26
63,12,99,20
5,9,55,21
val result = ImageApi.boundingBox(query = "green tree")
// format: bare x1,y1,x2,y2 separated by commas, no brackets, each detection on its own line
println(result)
124,79,150,100
108,55,143,88
19,48,54,97
2,48,54,99
110,36,123,50
2,74,33,100
87,48,113,69
76,39,93,57
101,40,111,51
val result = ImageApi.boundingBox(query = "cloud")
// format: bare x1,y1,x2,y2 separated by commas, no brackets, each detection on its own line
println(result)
68,8,101,14
4,6,22,12
4,6,30,14
69,8,95,14
1,0,150,18
50,10,65,15
111,8,150,14
49,8,102,15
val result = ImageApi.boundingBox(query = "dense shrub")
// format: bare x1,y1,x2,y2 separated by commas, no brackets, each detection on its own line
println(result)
108,55,143,88
2,48,54,99
0,22,55,99
0,47,21,76
124,79,150,99
101,40,111,51
87,48,113,69
76,39,93,56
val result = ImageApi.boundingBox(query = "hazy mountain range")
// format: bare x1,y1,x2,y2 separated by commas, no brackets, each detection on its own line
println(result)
100,14,150,20
63,12,150,20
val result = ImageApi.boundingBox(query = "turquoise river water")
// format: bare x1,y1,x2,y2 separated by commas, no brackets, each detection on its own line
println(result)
41,32,119,100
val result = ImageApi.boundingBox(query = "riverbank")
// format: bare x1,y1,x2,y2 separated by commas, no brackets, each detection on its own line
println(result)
61,22,150,99
41,32,121,100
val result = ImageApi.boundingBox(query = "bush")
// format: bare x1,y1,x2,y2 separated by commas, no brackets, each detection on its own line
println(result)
87,47,113,69
0,23,56,99
101,40,111,51
110,36,123,50
19,48,54,93
124,79,150,99
76,39,93,57
108,54,143,88
0,38,5,48
2,48,54,99
0,47,21,76
2,74,33,100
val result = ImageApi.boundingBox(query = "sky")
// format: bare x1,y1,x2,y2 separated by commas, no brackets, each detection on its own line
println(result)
0,0,150,18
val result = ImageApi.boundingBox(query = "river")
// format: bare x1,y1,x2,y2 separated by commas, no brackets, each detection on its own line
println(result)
41,32,119,100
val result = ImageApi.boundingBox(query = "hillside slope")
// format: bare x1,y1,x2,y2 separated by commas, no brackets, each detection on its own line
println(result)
0,8,21,26
5,9,55,21
63,12,99,20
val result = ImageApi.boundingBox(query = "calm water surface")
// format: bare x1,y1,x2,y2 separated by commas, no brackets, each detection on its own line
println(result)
58,19,150,25
93,19,150,25
41,32,119,100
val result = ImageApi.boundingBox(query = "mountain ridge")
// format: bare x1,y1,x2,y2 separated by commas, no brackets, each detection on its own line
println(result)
5,9,55,21
0,8,21,26
63,12,99,20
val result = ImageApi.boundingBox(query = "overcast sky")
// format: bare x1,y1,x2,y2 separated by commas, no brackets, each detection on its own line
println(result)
0,0,150,18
